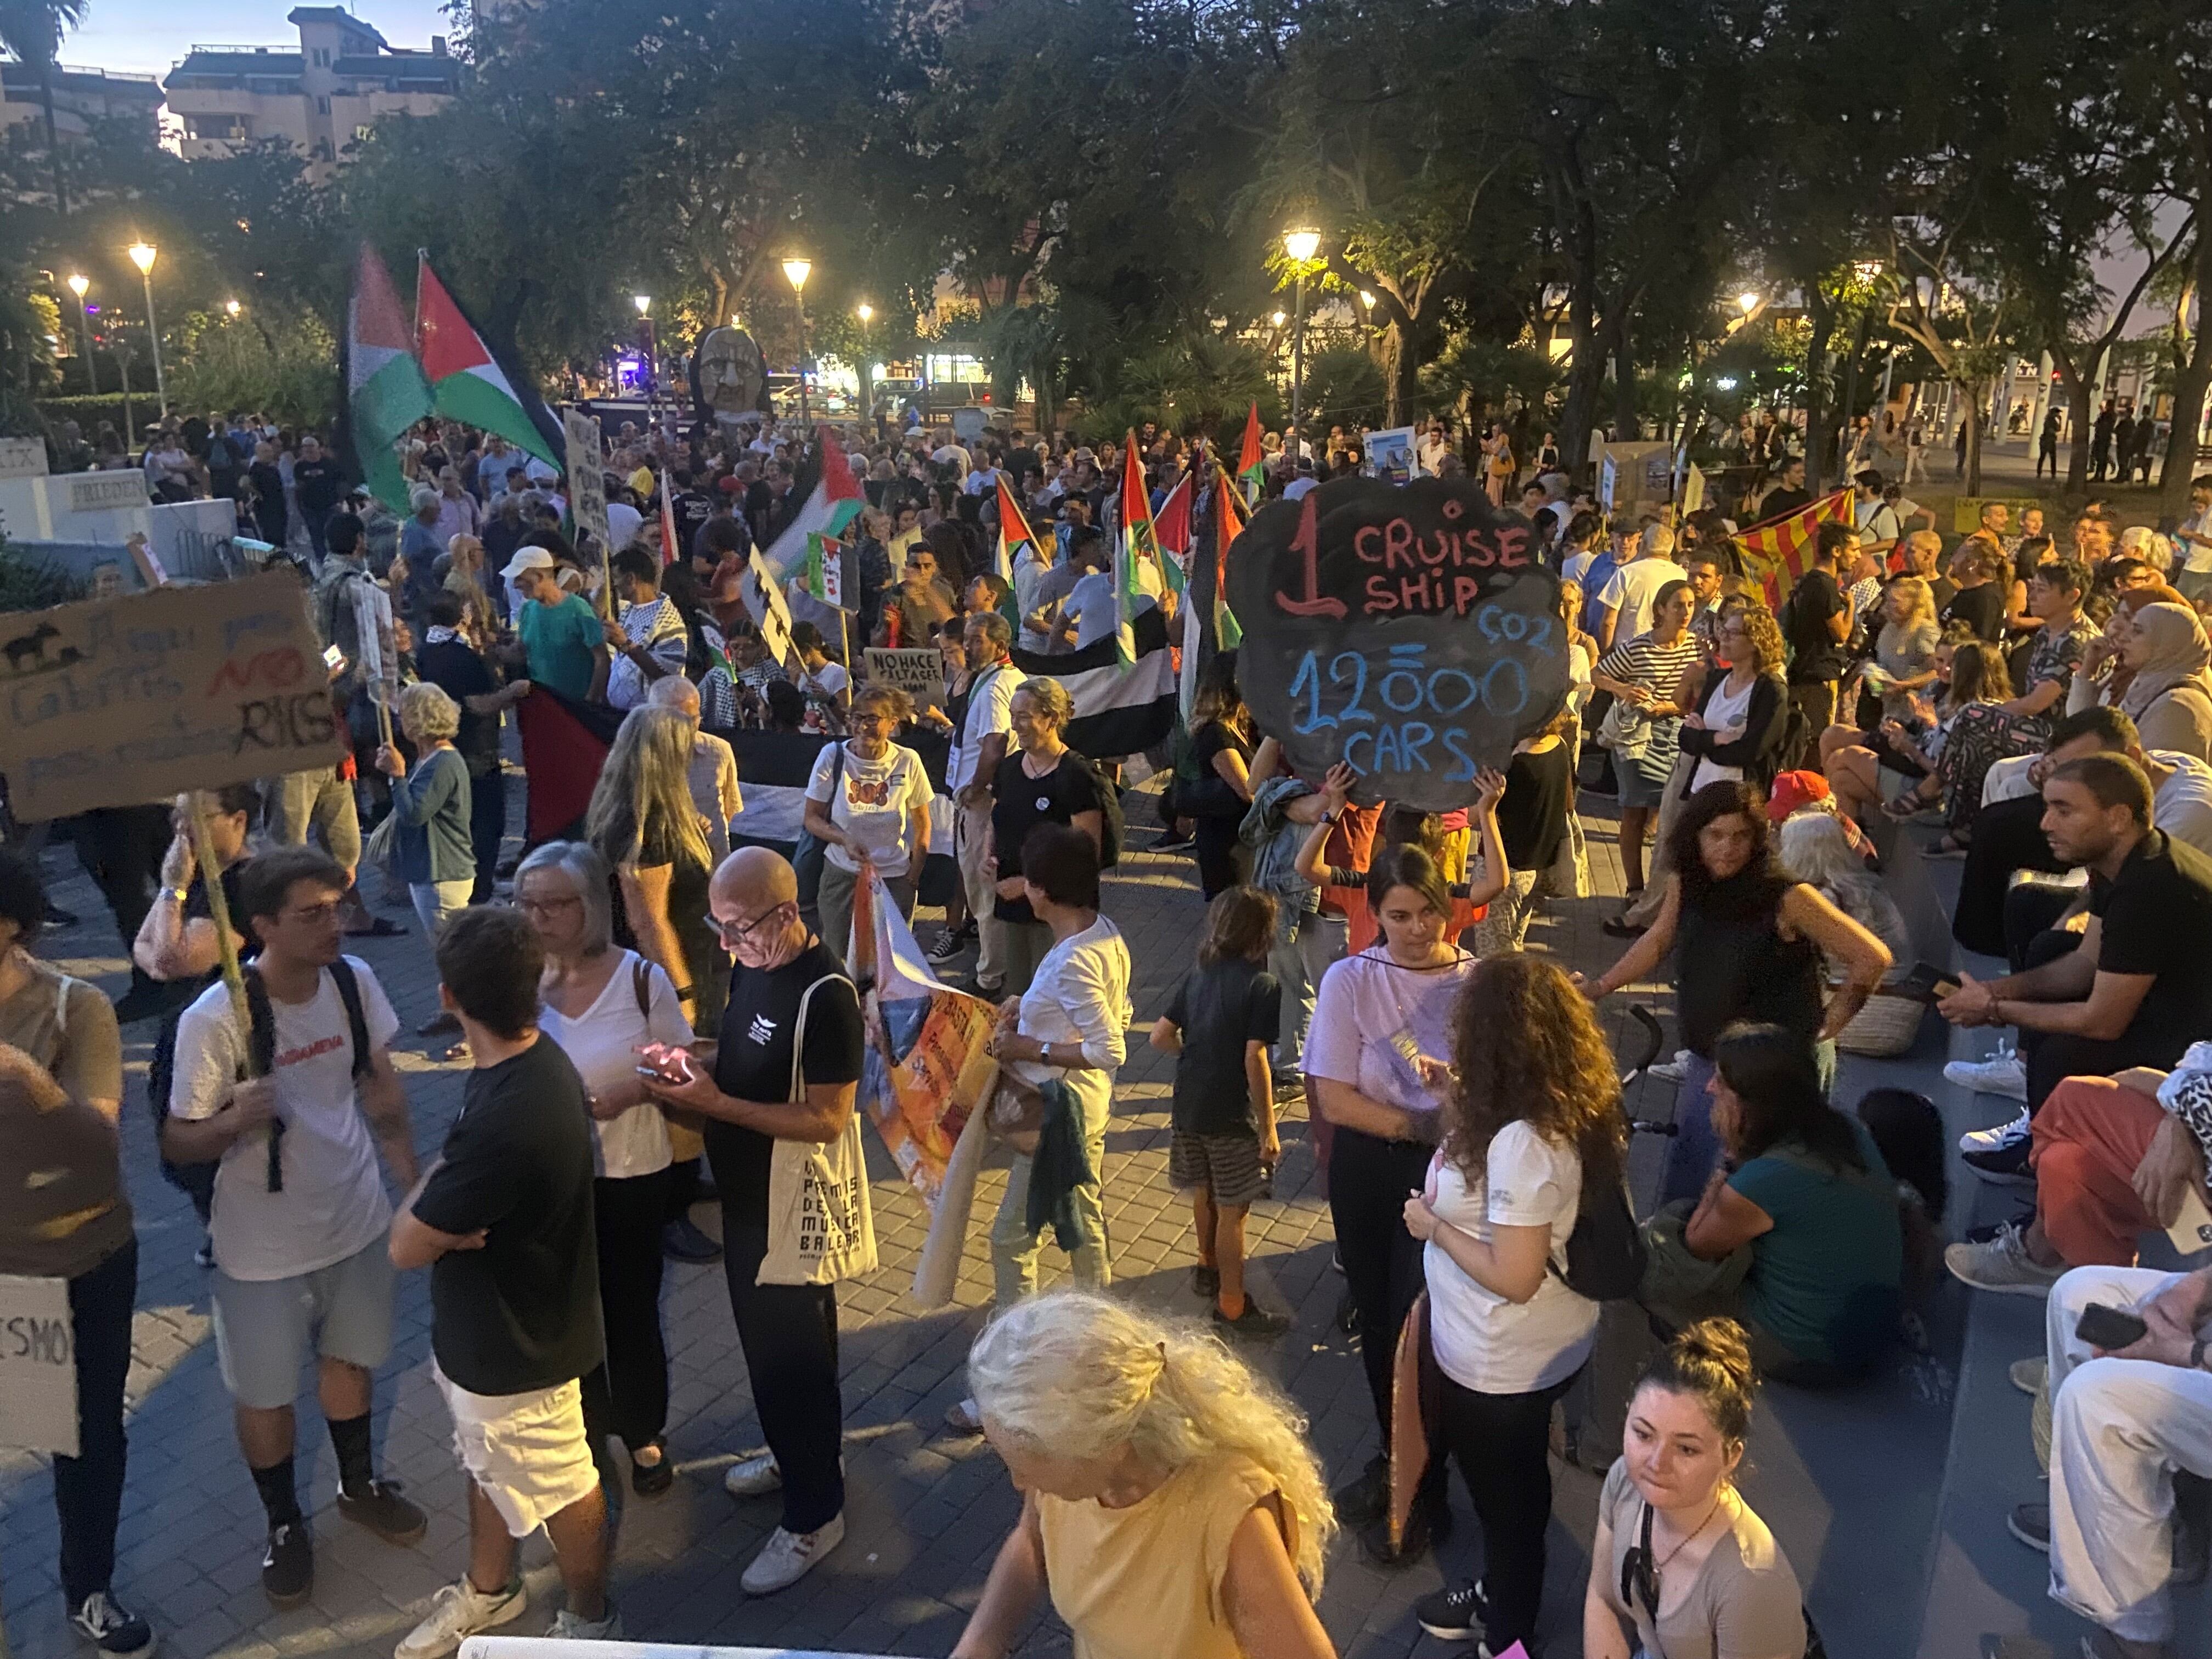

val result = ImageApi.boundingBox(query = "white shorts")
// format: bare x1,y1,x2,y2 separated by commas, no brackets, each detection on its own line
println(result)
432,1365,600,1538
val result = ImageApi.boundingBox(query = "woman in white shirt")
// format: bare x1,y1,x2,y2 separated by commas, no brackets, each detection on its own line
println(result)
1402,953,1628,1658
517,841,693,1498
803,684,933,963
946,823,1131,1436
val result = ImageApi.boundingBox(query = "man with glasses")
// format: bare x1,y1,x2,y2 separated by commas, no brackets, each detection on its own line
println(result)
161,847,424,1609
641,848,864,1595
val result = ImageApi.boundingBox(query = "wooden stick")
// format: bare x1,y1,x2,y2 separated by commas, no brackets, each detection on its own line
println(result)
187,792,279,1190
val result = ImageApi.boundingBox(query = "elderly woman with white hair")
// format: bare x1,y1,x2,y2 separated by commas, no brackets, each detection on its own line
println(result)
1778,809,1918,1056
951,1291,1336,1659
518,840,695,1496
374,681,474,938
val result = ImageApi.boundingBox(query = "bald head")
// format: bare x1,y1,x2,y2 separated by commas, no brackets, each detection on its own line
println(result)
713,845,796,910
648,675,702,720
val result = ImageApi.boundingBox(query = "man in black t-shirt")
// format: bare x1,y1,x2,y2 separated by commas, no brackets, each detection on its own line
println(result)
392,908,615,1655
1757,455,1812,521
642,847,863,1596
1780,520,1856,738
291,437,342,562
1941,754,2212,1173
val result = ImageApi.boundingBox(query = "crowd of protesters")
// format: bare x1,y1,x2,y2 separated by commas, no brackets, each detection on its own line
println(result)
7,396,2212,1659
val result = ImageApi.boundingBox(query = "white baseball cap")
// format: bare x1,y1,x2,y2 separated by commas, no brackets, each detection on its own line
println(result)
501,546,555,580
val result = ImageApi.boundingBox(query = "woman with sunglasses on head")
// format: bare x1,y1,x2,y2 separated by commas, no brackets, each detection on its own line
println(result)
1584,1318,1807,1659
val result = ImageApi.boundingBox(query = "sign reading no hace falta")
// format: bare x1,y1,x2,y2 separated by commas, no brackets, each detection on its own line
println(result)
1226,476,1568,812
0,572,347,822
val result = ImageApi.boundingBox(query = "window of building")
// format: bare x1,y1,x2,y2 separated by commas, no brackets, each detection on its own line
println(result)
315,94,330,114
354,124,375,142
312,47,329,66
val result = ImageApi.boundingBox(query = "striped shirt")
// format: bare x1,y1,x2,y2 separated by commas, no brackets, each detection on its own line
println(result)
1598,631,1704,781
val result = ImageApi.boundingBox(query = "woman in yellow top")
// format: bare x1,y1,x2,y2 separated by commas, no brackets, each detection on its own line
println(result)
951,1291,1338,1659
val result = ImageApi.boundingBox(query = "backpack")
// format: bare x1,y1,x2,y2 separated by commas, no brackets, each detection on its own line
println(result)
1550,1161,1649,1301
1077,753,1125,869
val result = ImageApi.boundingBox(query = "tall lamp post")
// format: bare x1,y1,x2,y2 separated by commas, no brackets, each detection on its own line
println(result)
65,274,95,396
854,302,874,428
782,257,813,428
632,292,654,405
126,241,166,420
1282,228,1320,462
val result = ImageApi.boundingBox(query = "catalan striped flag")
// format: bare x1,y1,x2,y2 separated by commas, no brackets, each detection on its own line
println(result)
1736,489,1855,610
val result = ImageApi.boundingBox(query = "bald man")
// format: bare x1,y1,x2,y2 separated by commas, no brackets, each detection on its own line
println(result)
640,848,862,1594
648,675,742,860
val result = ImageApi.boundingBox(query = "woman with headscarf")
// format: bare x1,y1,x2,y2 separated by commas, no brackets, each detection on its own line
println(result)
2066,599,2212,760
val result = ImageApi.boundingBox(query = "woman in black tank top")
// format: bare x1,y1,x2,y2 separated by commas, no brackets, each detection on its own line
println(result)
1583,781,1894,1206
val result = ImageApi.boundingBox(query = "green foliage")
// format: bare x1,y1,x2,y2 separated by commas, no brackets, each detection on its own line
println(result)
1418,338,1561,426
0,533,85,612
170,306,339,428
1301,346,1388,433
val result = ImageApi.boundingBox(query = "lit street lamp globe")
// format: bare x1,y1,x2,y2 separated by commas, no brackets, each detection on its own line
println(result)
1283,228,1321,264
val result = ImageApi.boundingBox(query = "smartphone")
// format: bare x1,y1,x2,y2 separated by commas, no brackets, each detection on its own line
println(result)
634,1044,695,1087
2075,1302,2149,1351
1896,962,1962,1006
2168,1184,2212,1254
323,644,347,672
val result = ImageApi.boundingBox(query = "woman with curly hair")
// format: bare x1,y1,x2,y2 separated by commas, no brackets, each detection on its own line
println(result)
951,1290,1335,1659
1402,954,1629,1658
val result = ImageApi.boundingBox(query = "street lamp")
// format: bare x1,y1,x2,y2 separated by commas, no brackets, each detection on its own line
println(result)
633,294,651,316
225,298,241,317
1270,310,1286,328
126,240,166,419
782,257,813,427
1282,228,1320,461
1737,291,1760,315
855,302,872,324
65,273,95,396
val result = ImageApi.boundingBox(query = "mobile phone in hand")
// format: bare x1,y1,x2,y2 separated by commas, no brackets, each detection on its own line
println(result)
2075,1302,2148,1351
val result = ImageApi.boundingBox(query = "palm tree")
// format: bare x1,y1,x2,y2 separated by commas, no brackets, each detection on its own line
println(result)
0,0,91,217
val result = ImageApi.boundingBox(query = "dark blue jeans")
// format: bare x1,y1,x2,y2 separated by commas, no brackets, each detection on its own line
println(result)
57,1237,137,1607
467,761,507,903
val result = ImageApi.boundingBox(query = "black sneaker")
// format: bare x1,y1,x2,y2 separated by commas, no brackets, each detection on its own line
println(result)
1330,1455,1389,1526
336,1478,427,1545
1336,1286,1359,1335
1193,1264,1220,1299
1152,831,1195,853
925,924,972,963
1212,1301,1291,1340
70,1591,154,1658
2007,1501,2050,1553
1962,1139,2034,1186
262,1521,313,1606
630,1441,675,1499
1415,1579,1487,1642
663,1215,723,1264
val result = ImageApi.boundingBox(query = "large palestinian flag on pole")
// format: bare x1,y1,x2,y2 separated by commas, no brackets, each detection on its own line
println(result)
414,253,561,469
995,472,1037,583
1736,489,1855,610
760,429,866,583
1011,606,1178,760
1212,463,1246,650
1113,433,1160,668
1237,402,1265,505
342,245,432,512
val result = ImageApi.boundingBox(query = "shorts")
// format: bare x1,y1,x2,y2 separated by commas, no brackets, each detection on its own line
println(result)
433,1365,600,1538
1169,1130,1268,1209
1617,765,1668,810
211,1236,394,1410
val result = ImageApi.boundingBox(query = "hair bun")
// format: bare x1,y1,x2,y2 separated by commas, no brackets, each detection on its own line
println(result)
1674,1317,1756,1391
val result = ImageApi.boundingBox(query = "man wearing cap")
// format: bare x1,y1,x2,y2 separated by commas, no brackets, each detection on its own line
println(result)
503,548,608,704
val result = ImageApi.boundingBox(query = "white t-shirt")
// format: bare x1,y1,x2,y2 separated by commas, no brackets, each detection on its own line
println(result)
1424,1124,1598,1393
1562,550,1596,588
2180,507,2212,577
2153,751,2212,856
1689,672,1757,793
801,660,850,703
932,443,972,477
1303,950,1479,1131
806,740,933,876
1599,557,1686,641
605,500,644,550
950,661,1020,793
1009,916,1132,1137
171,957,401,1282
1064,568,1160,652
538,951,693,1180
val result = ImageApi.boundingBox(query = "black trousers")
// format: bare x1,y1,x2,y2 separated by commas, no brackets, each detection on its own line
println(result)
1330,1128,1447,1511
466,763,507,904
580,1169,672,1454
1953,793,2067,957
72,806,171,998
2011,928,2186,1112
56,1238,136,1609
719,1211,844,1534
1194,815,1243,899
2003,879,2080,974
1437,1369,1576,1654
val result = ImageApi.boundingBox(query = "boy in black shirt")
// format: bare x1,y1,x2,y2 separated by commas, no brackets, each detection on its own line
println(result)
641,847,864,1596
1781,521,1855,737
391,908,614,1657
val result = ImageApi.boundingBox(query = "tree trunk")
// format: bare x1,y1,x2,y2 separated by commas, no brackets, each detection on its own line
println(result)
39,66,67,218
1803,286,1835,495
1560,315,1603,476
2064,367,2095,495
1612,322,1638,440
1383,320,1413,429
1962,379,1985,495
2162,248,2212,523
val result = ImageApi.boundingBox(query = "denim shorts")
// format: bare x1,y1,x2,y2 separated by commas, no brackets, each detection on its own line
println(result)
1618,765,1668,810
211,1235,394,1410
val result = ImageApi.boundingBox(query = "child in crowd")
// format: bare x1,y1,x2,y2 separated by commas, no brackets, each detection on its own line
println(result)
1150,887,1288,1338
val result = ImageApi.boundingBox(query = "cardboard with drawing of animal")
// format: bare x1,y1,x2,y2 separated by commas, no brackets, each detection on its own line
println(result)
0,572,345,821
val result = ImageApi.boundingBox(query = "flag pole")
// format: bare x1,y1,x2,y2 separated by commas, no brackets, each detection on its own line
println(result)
183,790,280,1192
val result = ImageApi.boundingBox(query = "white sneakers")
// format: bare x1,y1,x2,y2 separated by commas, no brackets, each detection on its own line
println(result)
722,1451,783,1498
394,1578,525,1659
1959,1104,2032,1153
1946,1050,2029,1103
546,1606,623,1640
741,1513,846,1595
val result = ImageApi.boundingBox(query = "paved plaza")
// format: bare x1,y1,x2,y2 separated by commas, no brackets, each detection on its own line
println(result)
2,772,2208,1659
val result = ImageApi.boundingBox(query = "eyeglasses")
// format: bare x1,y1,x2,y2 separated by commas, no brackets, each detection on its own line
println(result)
517,894,582,916
705,900,791,946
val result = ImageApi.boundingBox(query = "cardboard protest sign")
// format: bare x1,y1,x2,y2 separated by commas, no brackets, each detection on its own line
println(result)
1364,425,1419,483
562,410,610,555
1226,476,1567,812
0,572,346,822
0,1273,80,1455
864,647,945,710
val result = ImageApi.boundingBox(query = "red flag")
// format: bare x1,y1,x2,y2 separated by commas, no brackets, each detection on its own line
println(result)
1737,489,1855,610
1154,470,1193,556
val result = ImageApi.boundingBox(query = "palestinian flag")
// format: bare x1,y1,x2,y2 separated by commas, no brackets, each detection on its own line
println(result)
759,427,865,585
1154,469,1193,576
1114,433,1159,668
414,253,561,469
1213,464,1246,650
1237,402,1265,505
1737,488,1855,610
995,472,1038,582
1011,605,1179,760
342,245,431,513
802,532,845,607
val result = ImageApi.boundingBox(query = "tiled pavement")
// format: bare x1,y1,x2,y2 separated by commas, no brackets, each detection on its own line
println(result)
7,766,2187,1659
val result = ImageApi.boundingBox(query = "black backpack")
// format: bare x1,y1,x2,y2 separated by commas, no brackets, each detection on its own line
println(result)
1078,753,1125,870
1550,1162,1649,1301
